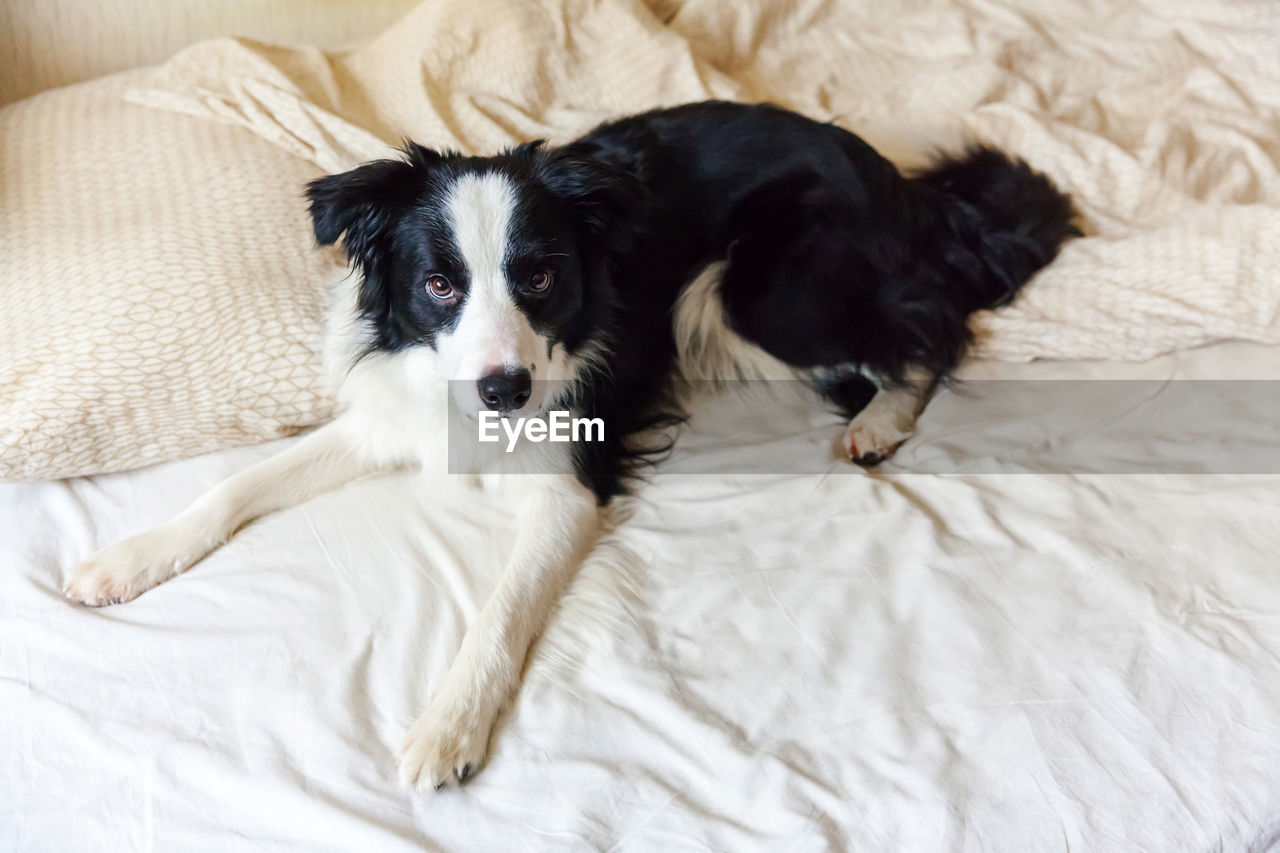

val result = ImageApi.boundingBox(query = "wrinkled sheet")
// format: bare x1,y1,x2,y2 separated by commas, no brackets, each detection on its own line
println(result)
4,343,1280,851
123,0,1280,363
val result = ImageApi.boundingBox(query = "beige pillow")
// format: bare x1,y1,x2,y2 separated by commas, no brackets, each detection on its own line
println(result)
0,70,336,481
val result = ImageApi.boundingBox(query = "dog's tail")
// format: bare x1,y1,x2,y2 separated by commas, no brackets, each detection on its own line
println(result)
913,146,1078,313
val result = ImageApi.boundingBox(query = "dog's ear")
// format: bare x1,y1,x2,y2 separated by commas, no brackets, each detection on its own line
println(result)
529,144,649,251
306,144,443,264
306,144,444,333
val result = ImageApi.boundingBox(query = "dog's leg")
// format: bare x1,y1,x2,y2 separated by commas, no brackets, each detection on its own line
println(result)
63,420,387,606
843,369,938,465
400,475,599,791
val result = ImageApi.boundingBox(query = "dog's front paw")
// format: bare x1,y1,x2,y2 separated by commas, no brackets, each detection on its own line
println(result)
63,531,188,606
399,691,497,791
842,411,912,466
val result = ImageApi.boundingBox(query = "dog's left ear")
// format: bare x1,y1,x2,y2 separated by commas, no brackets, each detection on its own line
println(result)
305,144,443,265
306,144,445,332
528,143,649,248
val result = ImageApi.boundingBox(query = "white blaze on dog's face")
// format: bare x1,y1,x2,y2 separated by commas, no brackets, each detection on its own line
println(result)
434,173,552,418
306,142,639,421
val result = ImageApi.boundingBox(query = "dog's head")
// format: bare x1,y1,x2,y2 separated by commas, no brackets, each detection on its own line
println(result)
307,141,644,418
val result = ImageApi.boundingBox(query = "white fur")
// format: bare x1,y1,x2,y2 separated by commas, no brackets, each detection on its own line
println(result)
399,476,597,789
842,369,933,463
61,422,386,605
672,261,799,383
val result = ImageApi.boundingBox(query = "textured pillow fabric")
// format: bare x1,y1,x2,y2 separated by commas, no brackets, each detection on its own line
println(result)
0,70,337,481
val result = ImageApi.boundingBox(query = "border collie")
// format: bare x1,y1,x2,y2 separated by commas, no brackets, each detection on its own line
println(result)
63,101,1075,790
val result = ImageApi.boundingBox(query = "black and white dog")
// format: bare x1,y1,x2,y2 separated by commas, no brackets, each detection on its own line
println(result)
63,101,1075,789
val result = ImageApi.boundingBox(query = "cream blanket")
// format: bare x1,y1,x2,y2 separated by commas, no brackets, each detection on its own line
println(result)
127,0,1280,363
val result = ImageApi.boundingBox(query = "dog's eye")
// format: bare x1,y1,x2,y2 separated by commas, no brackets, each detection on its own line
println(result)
425,275,454,300
529,270,554,294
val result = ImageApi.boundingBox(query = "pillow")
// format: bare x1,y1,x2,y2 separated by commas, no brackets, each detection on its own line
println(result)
0,70,337,481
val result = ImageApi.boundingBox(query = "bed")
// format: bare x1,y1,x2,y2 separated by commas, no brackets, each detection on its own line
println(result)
4,0,1280,850
5,342,1280,850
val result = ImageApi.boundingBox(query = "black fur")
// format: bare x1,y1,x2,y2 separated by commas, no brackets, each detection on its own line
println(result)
306,143,646,359
307,101,1076,502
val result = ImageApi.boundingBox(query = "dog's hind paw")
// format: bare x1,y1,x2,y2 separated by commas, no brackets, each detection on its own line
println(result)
842,411,912,466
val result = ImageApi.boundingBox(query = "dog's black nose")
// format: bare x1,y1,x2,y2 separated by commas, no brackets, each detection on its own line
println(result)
477,368,532,411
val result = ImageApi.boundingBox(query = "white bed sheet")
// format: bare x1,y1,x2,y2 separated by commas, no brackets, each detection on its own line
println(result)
4,342,1280,852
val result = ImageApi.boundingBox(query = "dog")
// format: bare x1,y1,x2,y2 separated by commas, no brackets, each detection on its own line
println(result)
62,101,1075,790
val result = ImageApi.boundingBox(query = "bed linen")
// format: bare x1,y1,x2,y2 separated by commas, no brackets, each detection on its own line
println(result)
3,342,1280,851
123,0,1280,364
